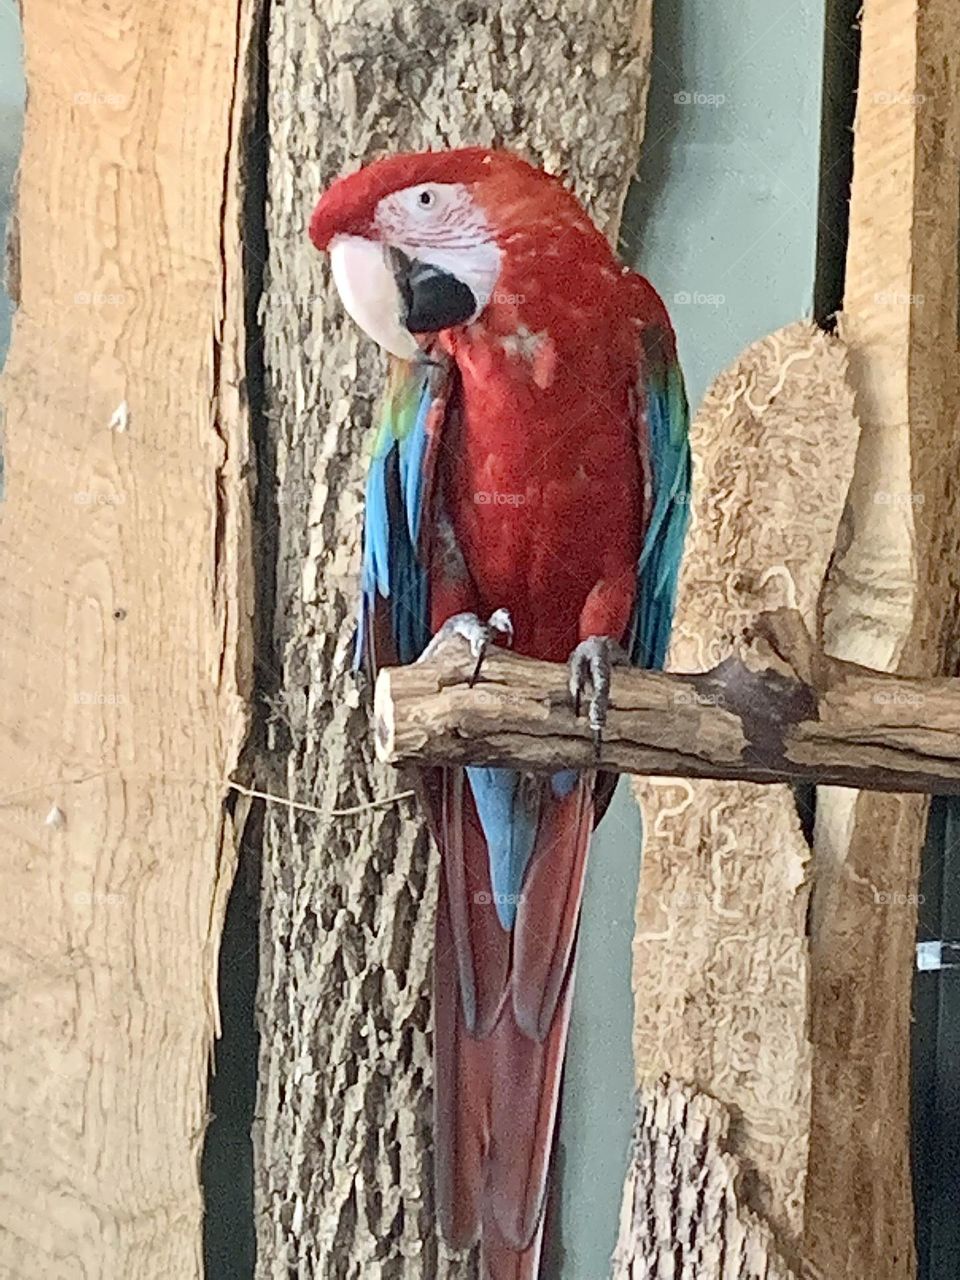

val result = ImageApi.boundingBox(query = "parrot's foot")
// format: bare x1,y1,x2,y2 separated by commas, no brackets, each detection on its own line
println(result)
418,609,514,685
568,636,628,759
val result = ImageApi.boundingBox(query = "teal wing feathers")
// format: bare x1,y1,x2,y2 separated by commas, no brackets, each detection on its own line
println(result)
356,353,452,671
629,321,692,672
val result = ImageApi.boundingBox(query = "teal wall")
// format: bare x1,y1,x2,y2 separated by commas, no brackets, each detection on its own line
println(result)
0,7,24,365
556,3,826,1275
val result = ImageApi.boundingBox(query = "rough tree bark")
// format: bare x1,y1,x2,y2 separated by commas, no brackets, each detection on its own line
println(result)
0,0,257,1275
612,1079,796,1280
257,3,655,1276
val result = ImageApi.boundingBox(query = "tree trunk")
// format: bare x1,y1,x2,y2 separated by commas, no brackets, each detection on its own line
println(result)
631,320,861,1269
256,3,655,1276
613,1079,797,1280
0,0,257,1275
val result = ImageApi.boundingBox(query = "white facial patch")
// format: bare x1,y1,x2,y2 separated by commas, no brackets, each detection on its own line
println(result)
375,182,503,319
329,234,420,359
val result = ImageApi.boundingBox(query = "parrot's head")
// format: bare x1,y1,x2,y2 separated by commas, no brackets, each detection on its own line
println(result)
309,147,611,359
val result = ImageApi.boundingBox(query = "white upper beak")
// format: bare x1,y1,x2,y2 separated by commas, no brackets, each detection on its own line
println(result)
329,234,420,359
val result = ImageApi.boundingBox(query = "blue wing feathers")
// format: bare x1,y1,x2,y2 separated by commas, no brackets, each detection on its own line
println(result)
362,457,390,597
401,383,432,545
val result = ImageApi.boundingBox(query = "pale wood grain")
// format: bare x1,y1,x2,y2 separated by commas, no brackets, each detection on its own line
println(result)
0,1,257,1275
807,2,960,1276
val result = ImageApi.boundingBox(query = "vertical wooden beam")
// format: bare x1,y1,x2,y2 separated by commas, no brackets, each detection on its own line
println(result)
0,1,257,1275
809,2,960,1276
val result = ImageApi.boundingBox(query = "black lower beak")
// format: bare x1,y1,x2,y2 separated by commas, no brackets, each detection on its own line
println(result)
389,248,477,334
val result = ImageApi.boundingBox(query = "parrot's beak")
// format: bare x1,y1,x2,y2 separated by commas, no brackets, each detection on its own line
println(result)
327,235,479,358
387,248,478,334
328,235,420,359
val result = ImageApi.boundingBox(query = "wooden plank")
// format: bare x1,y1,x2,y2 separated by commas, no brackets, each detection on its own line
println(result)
0,0,256,1274
807,2,960,1276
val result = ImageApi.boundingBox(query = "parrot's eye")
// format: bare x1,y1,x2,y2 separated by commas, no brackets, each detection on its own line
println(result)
417,189,436,208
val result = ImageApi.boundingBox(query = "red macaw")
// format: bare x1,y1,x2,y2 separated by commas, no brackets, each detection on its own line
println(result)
309,147,690,1279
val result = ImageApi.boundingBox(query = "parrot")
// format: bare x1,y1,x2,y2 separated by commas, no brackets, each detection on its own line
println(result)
309,147,690,1279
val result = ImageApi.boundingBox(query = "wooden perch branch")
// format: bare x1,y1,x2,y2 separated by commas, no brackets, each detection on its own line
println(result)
374,608,960,794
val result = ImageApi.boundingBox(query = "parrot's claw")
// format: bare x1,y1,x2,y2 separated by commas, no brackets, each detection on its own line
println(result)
417,609,514,685
568,636,628,760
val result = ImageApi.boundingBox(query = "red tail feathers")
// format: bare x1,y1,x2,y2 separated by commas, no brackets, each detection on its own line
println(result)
432,771,594,1278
